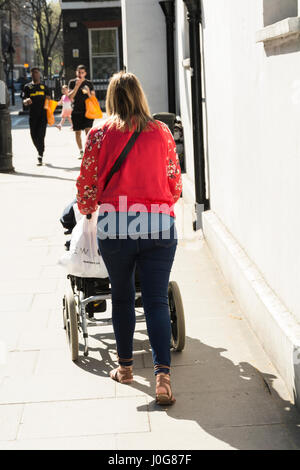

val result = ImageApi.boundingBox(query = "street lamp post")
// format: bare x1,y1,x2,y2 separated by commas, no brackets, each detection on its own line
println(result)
8,2,15,106
0,14,14,172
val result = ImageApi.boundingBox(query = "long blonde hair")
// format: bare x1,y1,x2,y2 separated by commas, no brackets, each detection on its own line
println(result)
106,71,154,132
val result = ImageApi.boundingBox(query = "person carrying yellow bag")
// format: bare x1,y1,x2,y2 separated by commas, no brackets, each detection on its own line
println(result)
44,98,58,127
22,67,51,166
85,95,103,120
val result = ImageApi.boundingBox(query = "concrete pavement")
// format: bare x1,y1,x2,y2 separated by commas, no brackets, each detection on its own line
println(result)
0,112,299,450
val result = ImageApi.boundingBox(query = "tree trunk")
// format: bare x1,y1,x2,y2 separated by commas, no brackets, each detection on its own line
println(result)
43,57,49,79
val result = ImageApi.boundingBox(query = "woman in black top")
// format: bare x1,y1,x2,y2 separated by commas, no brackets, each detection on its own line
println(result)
68,65,95,160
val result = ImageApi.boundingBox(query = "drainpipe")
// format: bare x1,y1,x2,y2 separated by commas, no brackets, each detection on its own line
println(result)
159,0,176,114
183,0,209,229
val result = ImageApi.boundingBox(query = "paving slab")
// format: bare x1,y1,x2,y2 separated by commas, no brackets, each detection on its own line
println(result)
33,346,144,378
0,351,38,379
182,297,236,320
210,423,300,451
0,434,117,450
0,279,58,295
0,370,116,405
30,293,63,312
0,294,33,313
20,309,52,331
147,388,300,431
116,423,300,450
17,327,66,351
18,397,149,440
40,265,67,280
0,262,42,281
180,317,273,366
0,405,23,441
116,430,233,450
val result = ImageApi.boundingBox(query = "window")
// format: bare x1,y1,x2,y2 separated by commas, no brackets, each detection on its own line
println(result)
88,28,120,80
263,0,298,27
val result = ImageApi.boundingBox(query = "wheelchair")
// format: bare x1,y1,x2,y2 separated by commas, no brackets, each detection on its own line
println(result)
62,270,186,362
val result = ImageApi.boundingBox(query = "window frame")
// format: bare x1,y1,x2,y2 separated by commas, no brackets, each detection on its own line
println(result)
88,27,120,81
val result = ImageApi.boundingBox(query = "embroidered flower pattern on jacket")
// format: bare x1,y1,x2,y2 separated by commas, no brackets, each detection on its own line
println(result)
76,127,107,215
175,180,183,193
162,123,182,203
82,156,95,170
86,128,105,151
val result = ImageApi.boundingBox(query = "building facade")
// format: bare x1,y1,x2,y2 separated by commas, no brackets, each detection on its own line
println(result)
60,0,123,107
122,0,300,407
0,11,34,82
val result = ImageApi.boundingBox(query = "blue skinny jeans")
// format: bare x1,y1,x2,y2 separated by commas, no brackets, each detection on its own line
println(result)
97,225,177,376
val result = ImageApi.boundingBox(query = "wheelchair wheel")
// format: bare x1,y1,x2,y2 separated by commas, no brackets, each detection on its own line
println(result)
168,281,185,351
62,297,67,330
64,283,79,362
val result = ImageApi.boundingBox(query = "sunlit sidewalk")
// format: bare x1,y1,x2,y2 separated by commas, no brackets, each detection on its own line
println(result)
0,123,299,450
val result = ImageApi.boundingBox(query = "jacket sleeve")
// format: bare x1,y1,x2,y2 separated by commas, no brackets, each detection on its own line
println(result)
165,125,182,203
76,128,104,215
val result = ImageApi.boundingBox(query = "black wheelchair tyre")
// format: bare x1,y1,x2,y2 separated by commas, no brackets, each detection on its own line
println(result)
168,281,185,351
64,282,79,362
62,296,67,330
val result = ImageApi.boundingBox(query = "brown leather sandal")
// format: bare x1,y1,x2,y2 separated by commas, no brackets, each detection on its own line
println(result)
109,366,133,384
155,373,176,405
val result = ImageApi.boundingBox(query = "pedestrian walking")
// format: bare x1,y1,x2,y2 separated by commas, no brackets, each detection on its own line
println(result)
68,65,95,159
23,67,51,166
56,85,73,130
76,71,182,405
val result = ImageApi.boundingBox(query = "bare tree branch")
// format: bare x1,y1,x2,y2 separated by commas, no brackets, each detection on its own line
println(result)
0,0,20,10
20,0,62,77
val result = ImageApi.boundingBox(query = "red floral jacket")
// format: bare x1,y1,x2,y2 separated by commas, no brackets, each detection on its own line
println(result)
76,120,182,217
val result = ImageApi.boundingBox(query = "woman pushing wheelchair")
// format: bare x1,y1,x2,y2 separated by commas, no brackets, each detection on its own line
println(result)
76,71,182,405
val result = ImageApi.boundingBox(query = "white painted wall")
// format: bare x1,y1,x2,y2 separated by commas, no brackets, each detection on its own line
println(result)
175,0,195,203
121,0,168,114
195,0,300,322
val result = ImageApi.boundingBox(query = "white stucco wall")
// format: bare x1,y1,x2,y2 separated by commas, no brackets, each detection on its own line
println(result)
196,0,300,322
121,0,168,114
175,0,195,203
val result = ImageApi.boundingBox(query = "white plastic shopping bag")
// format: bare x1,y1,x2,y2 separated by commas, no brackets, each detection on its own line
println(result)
59,211,108,278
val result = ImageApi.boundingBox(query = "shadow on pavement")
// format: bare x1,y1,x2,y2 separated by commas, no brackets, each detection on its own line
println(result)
73,330,300,450
45,163,81,172
10,170,77,183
